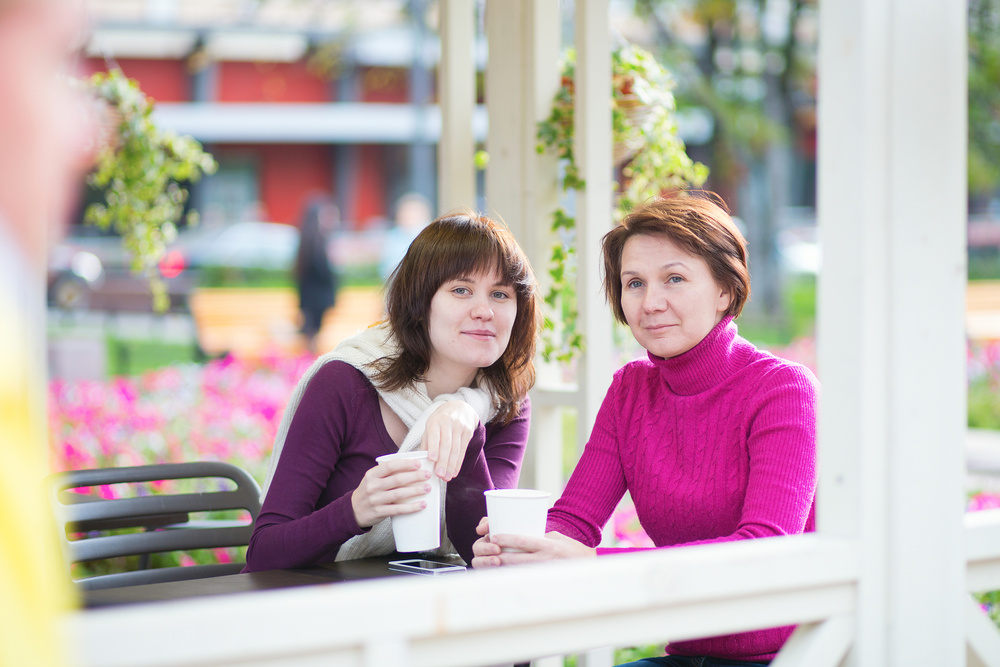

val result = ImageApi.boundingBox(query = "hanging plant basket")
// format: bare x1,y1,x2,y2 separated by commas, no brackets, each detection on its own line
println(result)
535,45,709,363
81,68,217,313
613,95,654,166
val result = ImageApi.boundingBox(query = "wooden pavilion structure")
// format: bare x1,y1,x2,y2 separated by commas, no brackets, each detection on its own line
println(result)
68,1,1000,665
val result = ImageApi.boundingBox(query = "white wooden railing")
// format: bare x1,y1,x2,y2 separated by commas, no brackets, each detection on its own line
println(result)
66,535,859,667
64,511,1000,667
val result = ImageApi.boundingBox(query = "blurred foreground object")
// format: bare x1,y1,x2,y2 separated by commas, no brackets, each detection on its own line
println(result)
0,0,97,664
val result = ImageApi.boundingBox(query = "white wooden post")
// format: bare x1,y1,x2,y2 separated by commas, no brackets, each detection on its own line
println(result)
484,0,526,231
573,0,614,451
484,0,564,501
817,0,967,665
438,0,476,212
573,5,615,665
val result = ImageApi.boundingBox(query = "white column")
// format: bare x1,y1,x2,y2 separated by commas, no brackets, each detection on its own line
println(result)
485,0,563,500
438,0,476,212
574,2,615,664
484,0,525,230
574,0,614,449
817,0,967,665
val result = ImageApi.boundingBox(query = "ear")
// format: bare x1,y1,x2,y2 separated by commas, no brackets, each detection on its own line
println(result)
716,288,733,315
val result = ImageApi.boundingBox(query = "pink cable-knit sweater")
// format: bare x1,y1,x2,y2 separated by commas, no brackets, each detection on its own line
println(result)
547,316,818,662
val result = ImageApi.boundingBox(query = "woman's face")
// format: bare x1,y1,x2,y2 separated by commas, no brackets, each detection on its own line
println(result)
426,266,517,386
620,234,731,359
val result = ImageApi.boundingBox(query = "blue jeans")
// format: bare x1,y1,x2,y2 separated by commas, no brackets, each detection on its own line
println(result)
615,657,770,667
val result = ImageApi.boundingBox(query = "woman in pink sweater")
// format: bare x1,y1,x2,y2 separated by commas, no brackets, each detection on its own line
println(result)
472,194,818,666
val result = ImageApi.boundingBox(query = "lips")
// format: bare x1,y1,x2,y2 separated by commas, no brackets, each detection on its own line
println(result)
463,329,496,338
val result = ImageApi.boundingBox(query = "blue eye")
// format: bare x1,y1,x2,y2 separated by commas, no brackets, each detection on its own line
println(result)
492,290,511,300
668,275,684,284
452,286,471,295
626,279,643,289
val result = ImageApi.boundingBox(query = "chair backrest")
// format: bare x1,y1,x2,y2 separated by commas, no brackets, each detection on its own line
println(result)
48,461,262,591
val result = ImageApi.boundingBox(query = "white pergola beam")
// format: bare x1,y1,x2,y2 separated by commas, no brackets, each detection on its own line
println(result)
438,0,476,211
818,0,966,665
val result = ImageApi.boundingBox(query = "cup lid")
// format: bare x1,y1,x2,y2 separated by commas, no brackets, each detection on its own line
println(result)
376,450,429,463
484,489,551,500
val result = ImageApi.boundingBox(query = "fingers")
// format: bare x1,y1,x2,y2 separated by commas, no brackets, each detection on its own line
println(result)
424,421,442,472
487,533,546,554
475,516,490,536
470,539,536,568
471,555,503,568
470,534,502,569
376,458,425,478
372,478,432,507
352,460,433,528
444,428,465,480
425,420,455,479
423,401,478,481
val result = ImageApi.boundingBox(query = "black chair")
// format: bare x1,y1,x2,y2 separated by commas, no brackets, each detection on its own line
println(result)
48,461,262,591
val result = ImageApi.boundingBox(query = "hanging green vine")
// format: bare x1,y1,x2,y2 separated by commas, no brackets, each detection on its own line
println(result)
536,44,709,363
82,68,217,312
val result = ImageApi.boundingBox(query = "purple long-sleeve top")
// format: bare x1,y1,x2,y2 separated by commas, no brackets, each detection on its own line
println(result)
244,360,530,570
547,317,818,662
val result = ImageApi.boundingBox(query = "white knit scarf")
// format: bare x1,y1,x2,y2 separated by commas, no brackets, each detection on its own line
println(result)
260,322,498,560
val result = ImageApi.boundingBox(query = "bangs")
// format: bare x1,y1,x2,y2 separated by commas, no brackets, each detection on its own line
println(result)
423,215,531,291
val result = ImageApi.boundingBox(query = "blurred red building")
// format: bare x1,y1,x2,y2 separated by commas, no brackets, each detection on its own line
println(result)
79,7,478,231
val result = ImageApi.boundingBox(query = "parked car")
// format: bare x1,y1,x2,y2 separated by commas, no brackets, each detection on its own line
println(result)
180,220,299,272
47,226,194,312
777,225,820,276
47,221,301,312
48,220,395,312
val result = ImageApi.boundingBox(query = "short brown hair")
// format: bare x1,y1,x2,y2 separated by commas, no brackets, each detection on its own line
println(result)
602,193,750,324
377,209,540,425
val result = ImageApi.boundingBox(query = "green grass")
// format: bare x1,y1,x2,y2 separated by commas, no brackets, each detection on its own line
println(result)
105,337,199,377
196,263,383,289
970,249,1000,280
969,378,1000,430
738,275,816,347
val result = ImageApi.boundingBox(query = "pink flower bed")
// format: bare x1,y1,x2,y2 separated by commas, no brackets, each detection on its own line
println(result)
49,350,315,488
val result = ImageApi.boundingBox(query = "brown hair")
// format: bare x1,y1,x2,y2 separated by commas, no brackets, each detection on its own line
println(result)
376,209,540,425
602,192,751,324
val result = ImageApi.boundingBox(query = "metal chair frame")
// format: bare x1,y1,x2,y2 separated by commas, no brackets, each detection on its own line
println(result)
48,461,261,591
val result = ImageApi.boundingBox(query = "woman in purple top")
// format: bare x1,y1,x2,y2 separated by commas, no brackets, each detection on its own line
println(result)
472,194,818,666
246,210,541,570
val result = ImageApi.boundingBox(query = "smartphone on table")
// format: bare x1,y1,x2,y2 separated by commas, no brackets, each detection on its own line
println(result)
388,559,467,576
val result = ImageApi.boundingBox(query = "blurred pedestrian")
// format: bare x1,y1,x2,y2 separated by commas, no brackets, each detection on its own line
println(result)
294,196,340,354
0,0,97,664
379,192,432,282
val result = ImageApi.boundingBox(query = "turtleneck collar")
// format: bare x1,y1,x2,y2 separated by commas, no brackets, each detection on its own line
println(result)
646,316,749,396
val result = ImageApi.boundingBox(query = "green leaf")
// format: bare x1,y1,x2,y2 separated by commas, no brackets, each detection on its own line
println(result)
79,68,216,313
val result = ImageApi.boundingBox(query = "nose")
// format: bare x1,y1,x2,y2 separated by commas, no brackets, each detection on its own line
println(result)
471,295,494,320
642,285,668,314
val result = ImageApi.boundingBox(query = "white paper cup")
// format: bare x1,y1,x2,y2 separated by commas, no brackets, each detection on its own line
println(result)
484,489,551,550
375,451,441,552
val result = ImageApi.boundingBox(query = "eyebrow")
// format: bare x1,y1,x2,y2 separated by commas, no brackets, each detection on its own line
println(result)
449,275,512,288
620,261,689,277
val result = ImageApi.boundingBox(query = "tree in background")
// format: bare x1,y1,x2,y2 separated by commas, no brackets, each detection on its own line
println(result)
970,0,1000,215
628,0,819,325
